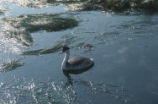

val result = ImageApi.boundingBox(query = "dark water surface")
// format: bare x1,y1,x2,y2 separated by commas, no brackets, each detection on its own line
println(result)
0,1,158,104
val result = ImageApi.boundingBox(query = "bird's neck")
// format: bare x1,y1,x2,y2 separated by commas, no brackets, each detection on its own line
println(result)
62,50,70,69
64,50,70,62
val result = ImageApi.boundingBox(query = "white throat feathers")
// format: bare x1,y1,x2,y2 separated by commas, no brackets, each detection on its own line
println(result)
61,50,70,70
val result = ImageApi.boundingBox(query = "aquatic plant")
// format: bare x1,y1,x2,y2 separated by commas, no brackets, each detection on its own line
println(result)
59,0,158,12
3,13,78,47
23,34,78,55
4,14,78,33
139,0,158,12
4,30,33,47
105,0,158,12
22,43,62,55
23,37,95,55
3,0,158,12
105,0,130,11
0,59,23,72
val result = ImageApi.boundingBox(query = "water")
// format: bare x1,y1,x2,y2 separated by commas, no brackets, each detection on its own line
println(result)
0,1,158,104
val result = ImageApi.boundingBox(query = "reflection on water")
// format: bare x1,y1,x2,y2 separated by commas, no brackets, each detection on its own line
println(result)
0,76,129,104
0,0,57,8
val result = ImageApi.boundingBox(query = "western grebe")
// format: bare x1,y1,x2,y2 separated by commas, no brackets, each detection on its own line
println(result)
61,45,94,80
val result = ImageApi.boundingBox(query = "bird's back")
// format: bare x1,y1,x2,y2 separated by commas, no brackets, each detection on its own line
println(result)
68,57,88,66
63,57,94,74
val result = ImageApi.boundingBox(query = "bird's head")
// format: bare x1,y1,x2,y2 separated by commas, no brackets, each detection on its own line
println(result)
62,45,70,53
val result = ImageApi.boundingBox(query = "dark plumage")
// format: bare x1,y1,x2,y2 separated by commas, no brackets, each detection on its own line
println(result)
61,46,94,80
62,45,70,52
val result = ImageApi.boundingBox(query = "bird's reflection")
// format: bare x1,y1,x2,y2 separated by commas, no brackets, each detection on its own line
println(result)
65,78,73,87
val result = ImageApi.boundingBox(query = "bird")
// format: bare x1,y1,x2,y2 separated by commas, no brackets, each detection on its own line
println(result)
61,45,94,80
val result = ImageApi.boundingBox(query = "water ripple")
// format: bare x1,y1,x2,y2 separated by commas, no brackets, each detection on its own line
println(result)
0,77,131,104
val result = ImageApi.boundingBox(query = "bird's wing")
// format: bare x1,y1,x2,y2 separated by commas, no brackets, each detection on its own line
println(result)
67,57,87,66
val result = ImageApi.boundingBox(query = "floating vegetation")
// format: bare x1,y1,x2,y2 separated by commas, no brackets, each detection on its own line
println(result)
23,34,78,55
3,13,78,47
4,14,78,33
0,59,23,72
22,43,62,55
23,34,95,55
4,30,33,47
